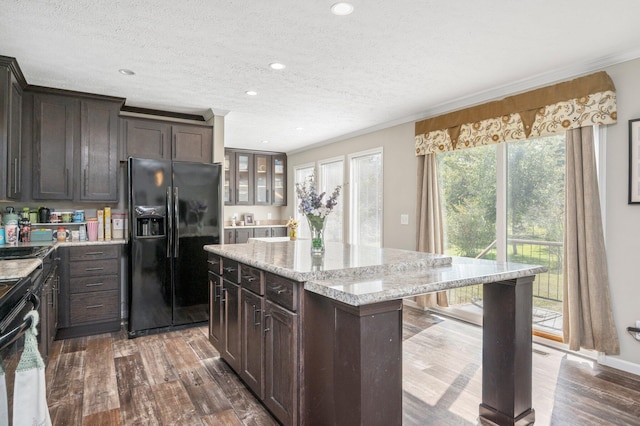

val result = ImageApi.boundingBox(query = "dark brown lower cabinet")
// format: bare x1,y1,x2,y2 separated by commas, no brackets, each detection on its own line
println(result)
264,300,298,426
223,279,241,372
241,289,265,399
57,245,122,339
208,253,300,425
208,271,223,347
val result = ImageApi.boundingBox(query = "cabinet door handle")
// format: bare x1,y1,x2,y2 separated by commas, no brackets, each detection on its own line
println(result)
85,267,104,272
213,283,222,301
85,282,104,287
220,287,227,304
266,189,270,203
86,304,104,309
14,158,18,194
83,168,88,196
263,313,271,334
85,251,104,256
253,306,261,327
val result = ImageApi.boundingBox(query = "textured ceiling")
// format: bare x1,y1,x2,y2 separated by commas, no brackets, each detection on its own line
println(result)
1,0,640,153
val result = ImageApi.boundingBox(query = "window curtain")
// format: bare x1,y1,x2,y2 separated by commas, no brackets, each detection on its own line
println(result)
564,126,619,354
413,72,620,349
415,72,616,155
415,153,448,307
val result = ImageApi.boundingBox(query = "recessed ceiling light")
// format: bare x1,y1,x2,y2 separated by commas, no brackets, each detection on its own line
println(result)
261,140,269,144
296,127,304,131
331,2,354,15
269,62,286,70
245,90,258,96
118,68,135,76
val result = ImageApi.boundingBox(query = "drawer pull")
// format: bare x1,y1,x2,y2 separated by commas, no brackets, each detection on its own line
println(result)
270,285,286,294
85,267,104,272
85,251,104,256
86,304,104,309
263,313,271,334
207,260,219,266
242,275,256,283
86,282,104,287
223,266,236,273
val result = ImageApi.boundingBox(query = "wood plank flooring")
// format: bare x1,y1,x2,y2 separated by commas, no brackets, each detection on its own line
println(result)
44,306,640,425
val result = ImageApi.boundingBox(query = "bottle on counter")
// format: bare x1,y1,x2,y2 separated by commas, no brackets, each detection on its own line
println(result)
3,207,19,245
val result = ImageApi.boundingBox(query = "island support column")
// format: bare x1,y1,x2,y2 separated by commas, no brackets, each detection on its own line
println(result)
304,292,403,426
479,276,535,425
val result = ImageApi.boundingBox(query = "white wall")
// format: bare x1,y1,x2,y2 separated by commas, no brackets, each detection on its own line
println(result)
600,57,640,369
287,123,418,251
287,56,640,370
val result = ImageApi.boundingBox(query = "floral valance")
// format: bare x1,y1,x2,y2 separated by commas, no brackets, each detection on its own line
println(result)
415,72,617,155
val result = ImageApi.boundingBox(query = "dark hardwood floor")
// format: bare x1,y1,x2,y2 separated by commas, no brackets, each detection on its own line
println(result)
44,306,640,425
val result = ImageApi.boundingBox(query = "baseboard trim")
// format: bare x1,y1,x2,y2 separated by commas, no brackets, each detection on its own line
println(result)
598,353,640,376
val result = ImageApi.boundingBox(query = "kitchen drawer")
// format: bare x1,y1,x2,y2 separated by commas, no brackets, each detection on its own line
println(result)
69,245,119,261
70,275,119,294
70,290,119,324
240,264,264,295
208,253,222,275
265,273,297,312
222,258,240,283
69,258,119,277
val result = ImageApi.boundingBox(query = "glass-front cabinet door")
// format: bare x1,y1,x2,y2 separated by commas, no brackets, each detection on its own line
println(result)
235,152,253,205
272,155,287,206
224,151,236,205
254,154,271,205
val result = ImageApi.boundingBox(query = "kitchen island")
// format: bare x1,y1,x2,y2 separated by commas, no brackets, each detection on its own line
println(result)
204,240,547,426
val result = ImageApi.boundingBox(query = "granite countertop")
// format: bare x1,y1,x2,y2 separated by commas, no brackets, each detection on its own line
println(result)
204,241,547,306
0,239,127,280
305,256,548,306
224,224,287,229
204,240,452,282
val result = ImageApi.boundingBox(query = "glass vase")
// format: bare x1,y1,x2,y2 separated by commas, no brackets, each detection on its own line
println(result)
306,214,327,255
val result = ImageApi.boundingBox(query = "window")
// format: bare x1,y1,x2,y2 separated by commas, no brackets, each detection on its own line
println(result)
318,158,345,242
349,148,383,247
438,135,566,335
293,164,315,239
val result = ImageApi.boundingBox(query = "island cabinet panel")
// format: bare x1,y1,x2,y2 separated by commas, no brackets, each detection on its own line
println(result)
208,254,224,349
264,299,298,426
209,256,301,426
223,279,241,372
241,288,265,399
57,244,122,340
208,271,223,347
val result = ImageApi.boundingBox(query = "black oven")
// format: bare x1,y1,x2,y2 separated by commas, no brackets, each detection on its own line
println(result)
0,244,53,422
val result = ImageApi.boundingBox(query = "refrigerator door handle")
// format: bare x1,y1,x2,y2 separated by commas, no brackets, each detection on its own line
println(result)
166,186,172,259
174,186,180,258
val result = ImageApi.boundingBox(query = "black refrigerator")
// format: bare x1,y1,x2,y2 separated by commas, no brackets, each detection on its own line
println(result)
127,157,222,337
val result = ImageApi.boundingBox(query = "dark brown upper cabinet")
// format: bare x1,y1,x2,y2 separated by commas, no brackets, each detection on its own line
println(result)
122,117,213,163
32,91,122,202
0,56,26,201
225,148,286,206
79,99,119,201
32,93,77,200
